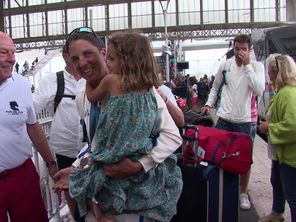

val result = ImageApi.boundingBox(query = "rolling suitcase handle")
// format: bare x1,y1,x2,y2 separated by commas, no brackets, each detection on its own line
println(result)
181,124,200,167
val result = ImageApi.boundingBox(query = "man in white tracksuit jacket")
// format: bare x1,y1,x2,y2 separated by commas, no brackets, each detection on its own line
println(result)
202,34,265,210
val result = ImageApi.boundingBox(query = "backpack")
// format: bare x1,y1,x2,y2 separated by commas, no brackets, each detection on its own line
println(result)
184,110,214,127
182,125,253,174
54,71,89,145
53,71,76,113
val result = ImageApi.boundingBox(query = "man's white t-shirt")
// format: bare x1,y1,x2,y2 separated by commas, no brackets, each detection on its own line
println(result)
0,73,36,172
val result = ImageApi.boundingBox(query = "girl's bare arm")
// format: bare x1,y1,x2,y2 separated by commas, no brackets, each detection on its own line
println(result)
86,74,114,102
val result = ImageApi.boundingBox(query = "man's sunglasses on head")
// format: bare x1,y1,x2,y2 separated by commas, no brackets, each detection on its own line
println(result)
67,27,98,40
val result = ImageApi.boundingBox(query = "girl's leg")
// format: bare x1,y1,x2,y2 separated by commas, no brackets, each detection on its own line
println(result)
110,214,156,222
97,207,113,222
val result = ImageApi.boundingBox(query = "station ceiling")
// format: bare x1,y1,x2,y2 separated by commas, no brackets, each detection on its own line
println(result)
1,0,286,50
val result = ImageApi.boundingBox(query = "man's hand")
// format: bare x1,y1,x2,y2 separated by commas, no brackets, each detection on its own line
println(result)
52,166,74,192
104,158,143,179
238,50,251,66
201,105,211,114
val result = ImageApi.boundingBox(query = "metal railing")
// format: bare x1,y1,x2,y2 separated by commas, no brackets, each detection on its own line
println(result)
33,109,72,222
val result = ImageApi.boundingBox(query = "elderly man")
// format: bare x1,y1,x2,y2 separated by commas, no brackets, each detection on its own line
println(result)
0,31,57,222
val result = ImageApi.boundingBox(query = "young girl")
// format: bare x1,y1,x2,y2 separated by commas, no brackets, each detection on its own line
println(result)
69,31,182,222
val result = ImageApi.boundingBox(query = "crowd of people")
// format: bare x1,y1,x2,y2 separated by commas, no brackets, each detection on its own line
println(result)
15,58,38,75
1,27,296,222
168,73,213,113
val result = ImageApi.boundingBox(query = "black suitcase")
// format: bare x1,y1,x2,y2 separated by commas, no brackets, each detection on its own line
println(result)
172,125,239,222
201,163,239,222
171,161,207,222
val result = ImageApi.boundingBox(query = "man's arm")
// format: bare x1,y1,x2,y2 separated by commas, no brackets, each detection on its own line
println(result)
138,88,182,172
27,122,57,178
32,73,56,115
238,50,265,97
164,99,185,127
157,87,185,127
244,62,265,97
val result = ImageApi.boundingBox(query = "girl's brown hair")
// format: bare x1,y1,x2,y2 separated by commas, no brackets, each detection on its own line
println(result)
108,30,160,90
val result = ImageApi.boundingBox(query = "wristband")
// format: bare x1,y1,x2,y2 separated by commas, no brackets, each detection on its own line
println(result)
46,160,57,168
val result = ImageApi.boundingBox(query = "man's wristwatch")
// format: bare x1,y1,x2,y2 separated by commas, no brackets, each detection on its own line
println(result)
46,160,57,168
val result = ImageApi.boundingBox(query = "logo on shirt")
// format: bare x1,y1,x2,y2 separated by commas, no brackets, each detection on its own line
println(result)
6,101,23,115
10,101,19,111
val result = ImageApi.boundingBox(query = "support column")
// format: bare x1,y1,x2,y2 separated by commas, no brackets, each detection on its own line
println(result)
225,0,228,24
105,4,109,31
200,0,203,25
0,0,4,31
159,0,171,82
286,0,296,22
128,2,132,29
250,0,254,23
45,0,49,36
26,0,30,38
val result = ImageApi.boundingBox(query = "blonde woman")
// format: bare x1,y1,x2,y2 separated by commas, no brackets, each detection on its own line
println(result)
259,54,296,222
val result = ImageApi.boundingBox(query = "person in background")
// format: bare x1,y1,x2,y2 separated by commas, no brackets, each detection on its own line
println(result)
201,34,265,210
158,72,185,128
209,75,215,89
172,76,188,100
23,60,29,73
157,84,185,128
203,74,209,84
14,62,19,73
53,27,183,222
187,76,199,113
31,84,35,93
32,45,86,221
197,76,209,110
259,54,296,222
0,31,57,222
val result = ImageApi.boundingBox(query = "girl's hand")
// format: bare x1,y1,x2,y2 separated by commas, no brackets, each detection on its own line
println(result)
52,166,74,192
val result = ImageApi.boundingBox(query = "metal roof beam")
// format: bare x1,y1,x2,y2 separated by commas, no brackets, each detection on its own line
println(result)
13,21,285,50
3,0,148,16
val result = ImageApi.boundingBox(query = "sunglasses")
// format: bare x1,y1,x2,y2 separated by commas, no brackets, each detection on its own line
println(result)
275,55,285,73
67,27,98,40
